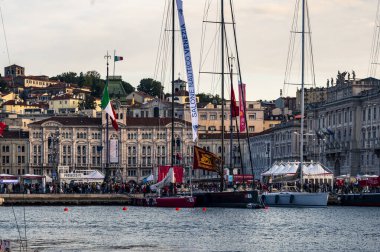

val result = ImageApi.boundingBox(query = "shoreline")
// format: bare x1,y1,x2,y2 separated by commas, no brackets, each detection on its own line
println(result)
0,193,146,206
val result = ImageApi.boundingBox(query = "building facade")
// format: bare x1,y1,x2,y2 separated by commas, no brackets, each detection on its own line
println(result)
26,114,195,183
307,77,380,176
0,130,29,175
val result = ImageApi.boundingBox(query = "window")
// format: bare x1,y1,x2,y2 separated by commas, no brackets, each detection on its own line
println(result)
368,108,371,121
210,114,217,120
344,111,348,123
249,114,256,120
128,169,137,177
350,110,352,122
249,126,255,132
374,107,377,120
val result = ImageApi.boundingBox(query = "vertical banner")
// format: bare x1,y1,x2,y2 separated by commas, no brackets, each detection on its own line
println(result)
176,0,199,142
238,83,246,132
110,139,119,163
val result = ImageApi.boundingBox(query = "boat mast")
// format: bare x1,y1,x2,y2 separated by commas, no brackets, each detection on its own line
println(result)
300,0,305,188
221,0,225,192
171,0,175,168
228,0,254,186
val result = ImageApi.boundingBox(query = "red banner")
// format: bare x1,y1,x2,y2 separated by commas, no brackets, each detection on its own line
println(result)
238,83,246,132
231,85,239,117
358,176,380,187
158,166,184,183
233,174,254,182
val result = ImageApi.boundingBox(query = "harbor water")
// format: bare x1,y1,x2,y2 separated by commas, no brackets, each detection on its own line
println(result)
0,206,379,251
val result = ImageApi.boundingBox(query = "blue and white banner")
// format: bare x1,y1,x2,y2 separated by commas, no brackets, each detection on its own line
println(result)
176,0,199,142
143,174,154,184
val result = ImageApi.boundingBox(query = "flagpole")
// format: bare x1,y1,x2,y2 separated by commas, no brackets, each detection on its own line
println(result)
113,49,116,77
105,51,111,180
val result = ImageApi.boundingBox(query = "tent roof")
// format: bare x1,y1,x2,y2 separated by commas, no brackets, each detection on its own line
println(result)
262,161,333,177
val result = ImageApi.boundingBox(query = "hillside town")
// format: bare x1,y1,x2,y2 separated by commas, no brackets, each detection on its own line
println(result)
1,64,379,185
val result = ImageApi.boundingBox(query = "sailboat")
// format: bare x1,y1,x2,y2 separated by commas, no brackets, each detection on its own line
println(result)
190,0,264,209
261,0,329,207
147,0,197,208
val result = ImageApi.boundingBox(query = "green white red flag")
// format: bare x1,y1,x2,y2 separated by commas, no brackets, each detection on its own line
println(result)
114,56,123,61
101,83,118,131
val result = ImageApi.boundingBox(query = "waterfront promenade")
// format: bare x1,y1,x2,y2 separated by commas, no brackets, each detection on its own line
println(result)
0,194,146,206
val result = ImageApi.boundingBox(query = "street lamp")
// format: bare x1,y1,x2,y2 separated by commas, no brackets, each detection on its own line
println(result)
47,130,60,181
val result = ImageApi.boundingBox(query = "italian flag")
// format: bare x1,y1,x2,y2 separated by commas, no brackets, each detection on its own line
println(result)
101,83,118,131
114,56,123,61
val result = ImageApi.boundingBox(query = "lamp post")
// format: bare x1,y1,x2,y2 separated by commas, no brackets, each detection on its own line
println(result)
50,129,60,182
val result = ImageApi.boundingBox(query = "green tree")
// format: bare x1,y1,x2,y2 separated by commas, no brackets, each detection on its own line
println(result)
0,79,9,93
84,71,102,97
137,78,163,97
197,92,222,104
53,72,78,84
78,94,96,110
122,80,135,95
78,72,85,88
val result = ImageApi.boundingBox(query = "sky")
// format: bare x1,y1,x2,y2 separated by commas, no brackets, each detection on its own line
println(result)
0,0,378,100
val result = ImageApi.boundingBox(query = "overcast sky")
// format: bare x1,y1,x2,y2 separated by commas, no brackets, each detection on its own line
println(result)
0,0,378,100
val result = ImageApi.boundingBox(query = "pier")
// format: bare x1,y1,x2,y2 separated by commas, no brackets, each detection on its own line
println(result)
0,194,147,206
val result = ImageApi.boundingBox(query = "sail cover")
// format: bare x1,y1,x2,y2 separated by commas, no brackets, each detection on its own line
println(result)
176,0,199,142
150,167,175,190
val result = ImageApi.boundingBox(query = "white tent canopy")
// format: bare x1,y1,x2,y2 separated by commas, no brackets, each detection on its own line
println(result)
262,161,333,178
59,170,105,183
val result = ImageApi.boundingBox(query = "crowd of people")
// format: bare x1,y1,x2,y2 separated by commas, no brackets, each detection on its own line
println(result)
0,181,144,194
0,179,378,195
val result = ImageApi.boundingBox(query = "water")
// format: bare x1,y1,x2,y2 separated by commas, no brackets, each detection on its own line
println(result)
0,206,379,252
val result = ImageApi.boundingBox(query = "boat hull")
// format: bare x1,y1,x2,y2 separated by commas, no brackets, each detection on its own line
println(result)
155,196,196,208
339,193,380,207
194,190,263,209
261,192,329,208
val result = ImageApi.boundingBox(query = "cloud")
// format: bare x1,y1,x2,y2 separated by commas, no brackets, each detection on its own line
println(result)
0,0,379,100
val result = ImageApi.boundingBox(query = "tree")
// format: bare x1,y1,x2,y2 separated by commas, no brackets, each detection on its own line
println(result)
122,80,135,95
197,92,222,104
137,78,163,97
78,94,96,110
0,79,9,93
78,72,85,88
84,71,102,97
53,72,78,84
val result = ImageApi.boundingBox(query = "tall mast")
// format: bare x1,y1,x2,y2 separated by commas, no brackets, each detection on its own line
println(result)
229,0,254,185
221,0,225,192
104,51,111,179
171,0,175,168
300,0,305,187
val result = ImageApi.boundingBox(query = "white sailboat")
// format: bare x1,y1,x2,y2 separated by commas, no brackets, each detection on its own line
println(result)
261,0,329,207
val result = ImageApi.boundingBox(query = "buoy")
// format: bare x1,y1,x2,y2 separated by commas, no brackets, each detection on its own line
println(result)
175,207,180,211
64,207,69,212
122,207,127,211
202,207,207,212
